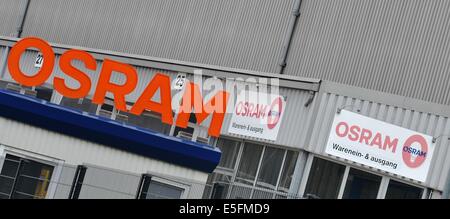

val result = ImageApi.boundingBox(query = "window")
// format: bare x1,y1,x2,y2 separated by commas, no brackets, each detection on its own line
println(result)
204,173,233,199
216,138,241,170
126,111,171,135
145,181,184,199
385,180,423,199
35,87,53,102
278,151,298,193
173,113,197,138
304,157,345,199
0,154,54,199
59,97,98,113
303,156,427,199
100,103,114,112
342,168,381,199
256,147,285,190
173,126,195,138
136,175,185,199
208,138,301,199
98,102,114,118
0,80,8,89
235,143,264,185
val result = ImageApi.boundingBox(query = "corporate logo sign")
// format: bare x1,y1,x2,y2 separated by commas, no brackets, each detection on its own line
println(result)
325,110,435,182
6,37,282,139
228,90,286,141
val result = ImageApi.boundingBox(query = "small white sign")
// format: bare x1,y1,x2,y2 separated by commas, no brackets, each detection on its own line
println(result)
173,74,186,90
325,110,435,182
34,53,44,68
228,90,286,141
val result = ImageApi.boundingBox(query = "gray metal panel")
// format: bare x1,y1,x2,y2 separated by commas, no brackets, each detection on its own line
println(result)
0,0,23,37
0,46,5,61
53,164,77,199
0,38,320,92
307,91,450,191
0,46,6,71
78,165,140,199
3,0,449,105
21,0,294,74
284,0,450,105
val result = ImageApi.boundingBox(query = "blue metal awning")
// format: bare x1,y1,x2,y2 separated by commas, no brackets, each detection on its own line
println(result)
0,89,221,173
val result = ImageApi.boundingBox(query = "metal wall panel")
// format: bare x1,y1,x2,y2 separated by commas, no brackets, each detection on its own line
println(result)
79,165,140,199
53,164,77,199
307,86,450,191
20,0,294,74
3,0,450,105
0,46,6,62
0,0,23,37
0,46,7,74
285,0,450,105
0,116,209,184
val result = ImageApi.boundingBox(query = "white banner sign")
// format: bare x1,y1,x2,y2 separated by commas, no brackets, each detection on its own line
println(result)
325,110,435,182
228,91,286,141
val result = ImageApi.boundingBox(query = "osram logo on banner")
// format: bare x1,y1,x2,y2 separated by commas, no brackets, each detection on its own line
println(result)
6,37,230,137
228,90,285,141
325,110,435,182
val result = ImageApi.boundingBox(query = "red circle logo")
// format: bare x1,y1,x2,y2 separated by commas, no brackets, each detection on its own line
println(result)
267,97,283,129
402,135,428,168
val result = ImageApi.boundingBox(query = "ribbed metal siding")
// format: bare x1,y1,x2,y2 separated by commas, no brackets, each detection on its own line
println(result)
0,116,209,183
221,88,317,149
53,164,77,199
307,92,450,191
21,0,294,74
0,0,23,37
285,0,450,105
0,46,6,66
79,165,140,199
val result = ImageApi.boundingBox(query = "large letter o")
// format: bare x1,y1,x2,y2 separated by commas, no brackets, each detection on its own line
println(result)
335,121,349,138
7,37,55,87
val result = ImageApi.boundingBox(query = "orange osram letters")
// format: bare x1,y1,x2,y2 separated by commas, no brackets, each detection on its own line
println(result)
6,37,229,137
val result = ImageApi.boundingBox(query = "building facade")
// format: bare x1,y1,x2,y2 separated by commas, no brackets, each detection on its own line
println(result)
0,0,449,199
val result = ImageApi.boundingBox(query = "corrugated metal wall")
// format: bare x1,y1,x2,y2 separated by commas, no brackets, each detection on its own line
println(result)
17,0,293,74
79,165,140,199
285,0,450,105
0,46,7,71
0,116,209,183
2,0,450,105
0,0,23,37
3,0,449,105
53,164,77,199
306,86,450,191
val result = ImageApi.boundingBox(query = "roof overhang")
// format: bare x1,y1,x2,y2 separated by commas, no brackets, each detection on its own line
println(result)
0,90,221,173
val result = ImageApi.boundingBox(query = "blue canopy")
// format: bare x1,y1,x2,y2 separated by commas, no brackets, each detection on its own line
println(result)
0,89,221,173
